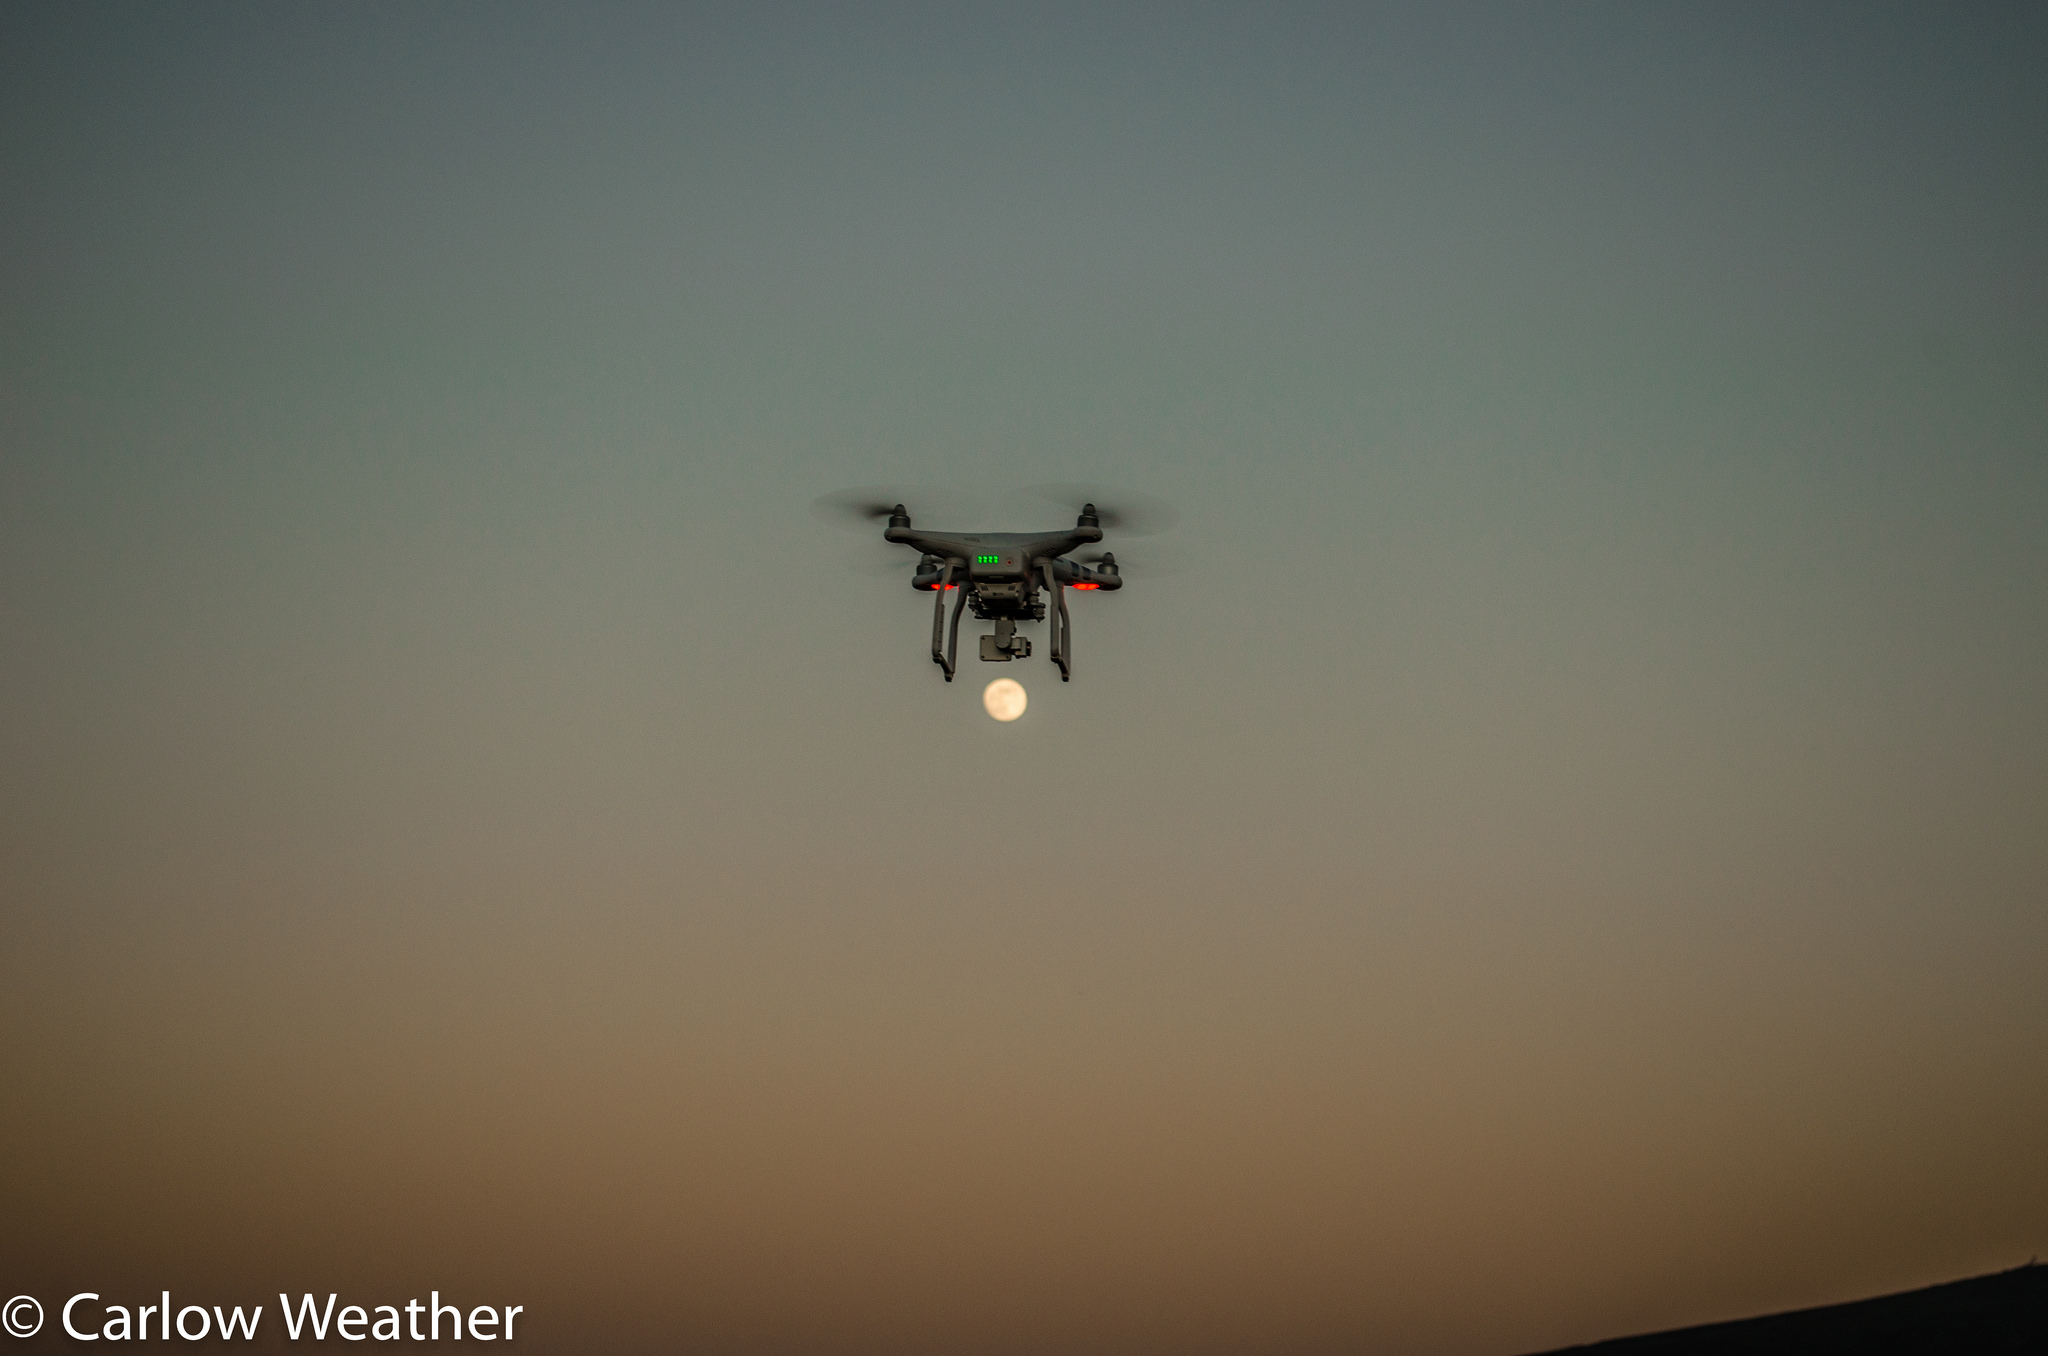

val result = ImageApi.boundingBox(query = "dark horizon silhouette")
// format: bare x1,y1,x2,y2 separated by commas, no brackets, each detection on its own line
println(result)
1525,1263,2046,1354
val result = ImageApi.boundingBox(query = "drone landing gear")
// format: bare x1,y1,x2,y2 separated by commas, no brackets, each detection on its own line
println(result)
931,560,969,681
1041,561,1071,681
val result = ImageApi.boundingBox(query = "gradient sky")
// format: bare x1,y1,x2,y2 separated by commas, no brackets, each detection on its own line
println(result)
3,4,2045,1353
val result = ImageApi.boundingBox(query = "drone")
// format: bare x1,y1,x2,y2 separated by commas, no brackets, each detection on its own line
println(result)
818,492,1172,682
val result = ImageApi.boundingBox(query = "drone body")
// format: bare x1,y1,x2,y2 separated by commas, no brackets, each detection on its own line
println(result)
882,503,1123,682
816,488,1173,684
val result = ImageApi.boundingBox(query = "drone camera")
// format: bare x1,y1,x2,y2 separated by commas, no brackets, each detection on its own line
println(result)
980,616,1031,662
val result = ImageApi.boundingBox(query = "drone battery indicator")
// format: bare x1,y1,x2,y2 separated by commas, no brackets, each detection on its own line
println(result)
976,554,1001,564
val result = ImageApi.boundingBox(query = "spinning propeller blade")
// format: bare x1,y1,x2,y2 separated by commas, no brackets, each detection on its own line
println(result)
810,490,907,527
811,487,990,530
1074,549,1181,578
1023,485,1180,536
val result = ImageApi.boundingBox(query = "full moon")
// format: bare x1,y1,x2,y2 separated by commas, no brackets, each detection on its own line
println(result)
983,678,1027,722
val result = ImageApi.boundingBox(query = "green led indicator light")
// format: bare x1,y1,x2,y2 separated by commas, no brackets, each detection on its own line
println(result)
976,554,1001,563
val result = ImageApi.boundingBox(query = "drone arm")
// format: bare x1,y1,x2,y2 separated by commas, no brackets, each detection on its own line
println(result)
1047,556,1121,590
889,527,963,558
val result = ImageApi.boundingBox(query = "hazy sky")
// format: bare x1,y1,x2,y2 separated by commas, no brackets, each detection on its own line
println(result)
3,5,2044,1353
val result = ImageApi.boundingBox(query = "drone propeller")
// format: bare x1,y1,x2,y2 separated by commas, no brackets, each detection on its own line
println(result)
1073,549,1181,578
1023,484,1179,537
811,486,989,530
810,490,907,528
